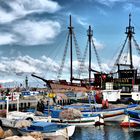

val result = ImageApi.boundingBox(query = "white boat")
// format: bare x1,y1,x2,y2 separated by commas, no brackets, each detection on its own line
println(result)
103,84,140,103
0,111,50,128
95,104,138,121
102,89,121,102
131,85,140,101
102,82,121,102
0,96,50,128
51,114,104,127
7,111,49,122
18,121,75,139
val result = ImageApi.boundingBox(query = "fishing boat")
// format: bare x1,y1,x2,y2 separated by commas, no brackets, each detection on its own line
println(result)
51,113,104,127
18,121,75,139
120,115,139,127
42,89,138,122
98,104,138,121
57,103,138,122
120,110,140,127
54,90,138,122
43,106,104,127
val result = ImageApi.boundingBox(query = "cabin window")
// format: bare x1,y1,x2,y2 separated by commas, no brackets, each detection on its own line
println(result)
4,104,7,109
28,102,30,107
21,103,23,108
63,100,65,105
9,104,11,110
13,104,16,110
24,103,26,108
0,105,2,109
62,100,64,105
60,100,62,105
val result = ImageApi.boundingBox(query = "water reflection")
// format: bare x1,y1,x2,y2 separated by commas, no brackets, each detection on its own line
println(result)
71,122,140,140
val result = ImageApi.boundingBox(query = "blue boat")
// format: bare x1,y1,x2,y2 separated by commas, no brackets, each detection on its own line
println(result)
18,121,75,139
126,110,140,119
43,107,104,126
121,110,140,127
44,103,138,122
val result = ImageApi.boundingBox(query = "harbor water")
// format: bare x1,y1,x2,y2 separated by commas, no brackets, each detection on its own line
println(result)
71,122,140,140
3,121,140,140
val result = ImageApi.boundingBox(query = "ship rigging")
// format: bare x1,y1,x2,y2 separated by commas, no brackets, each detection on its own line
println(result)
31,15,103,92
31,14,140,94
107,14,140,94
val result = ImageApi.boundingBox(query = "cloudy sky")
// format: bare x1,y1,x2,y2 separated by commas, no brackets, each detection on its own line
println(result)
0,0,140,87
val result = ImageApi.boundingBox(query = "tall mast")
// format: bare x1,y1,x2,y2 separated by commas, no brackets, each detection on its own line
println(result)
68,15,74,84
25,76,28,90
87,25,93,84
125,13,135,69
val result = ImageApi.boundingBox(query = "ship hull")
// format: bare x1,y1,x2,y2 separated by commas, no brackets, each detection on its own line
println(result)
49,83,88,92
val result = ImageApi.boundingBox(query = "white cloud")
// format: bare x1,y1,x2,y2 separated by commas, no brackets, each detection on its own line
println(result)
93,37,104,49
0,63,7,73
0,0,62,45
66,13,89,28
0,54,139,84
123,3,140,12
0,79,14,83
0,55,60,79
76,17,88,27
133,55,140,69
9,0,61,14
13,20,61,45
0,0,61,23
96,0,128,7
96,7,108,16
107,0,127,2
101,63,111,72
0,34,16,45
0,9,17,23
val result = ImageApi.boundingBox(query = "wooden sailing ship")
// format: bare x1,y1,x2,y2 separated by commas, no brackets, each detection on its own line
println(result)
31,15,103,93
31,14,140,102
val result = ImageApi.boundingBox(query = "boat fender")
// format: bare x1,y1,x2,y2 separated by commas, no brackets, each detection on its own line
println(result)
48,115,51,122
102,99,109,109
102,100,106,109
105,99,109,108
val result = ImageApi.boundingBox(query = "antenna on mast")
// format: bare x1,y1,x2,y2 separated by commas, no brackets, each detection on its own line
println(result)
87,25,93,84
125,13,135,69
25,76,28,90
68,15,74,84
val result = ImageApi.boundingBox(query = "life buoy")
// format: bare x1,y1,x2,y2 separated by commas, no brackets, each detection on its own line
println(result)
102,99,108,109
102,100,106,108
